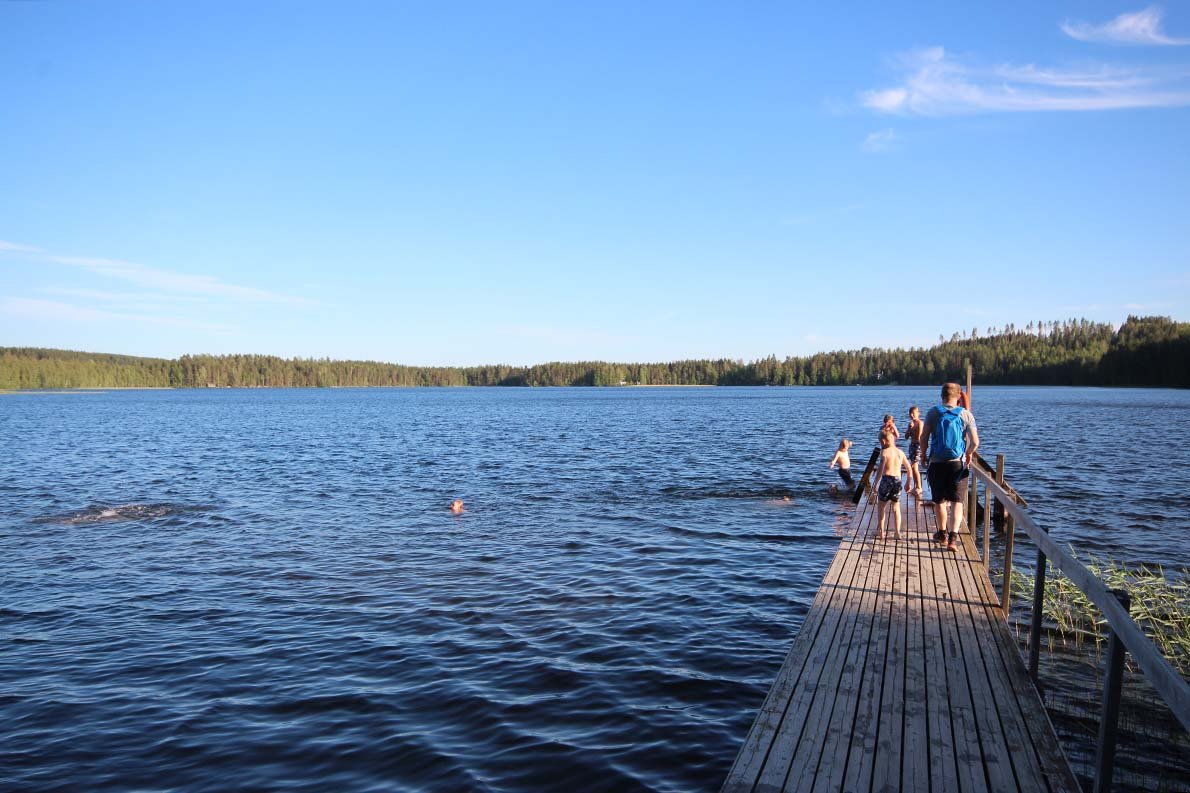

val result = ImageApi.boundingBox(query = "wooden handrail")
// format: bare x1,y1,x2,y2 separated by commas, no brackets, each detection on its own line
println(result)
971,466,1190,733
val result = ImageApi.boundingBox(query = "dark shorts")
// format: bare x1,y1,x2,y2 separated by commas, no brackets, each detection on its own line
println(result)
877,475,901,502
907,442,919,464
837,467,854,487
927,460,967,503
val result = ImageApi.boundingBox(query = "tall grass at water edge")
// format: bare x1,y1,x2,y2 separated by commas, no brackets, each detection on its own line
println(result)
1009,551,1190,676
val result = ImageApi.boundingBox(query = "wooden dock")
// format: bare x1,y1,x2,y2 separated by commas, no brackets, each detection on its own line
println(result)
722,490,1080,793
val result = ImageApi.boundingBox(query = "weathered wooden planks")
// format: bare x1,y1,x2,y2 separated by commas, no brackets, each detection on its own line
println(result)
722,492,1079,793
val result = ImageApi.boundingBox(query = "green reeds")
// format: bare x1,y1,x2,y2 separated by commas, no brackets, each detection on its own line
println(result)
1010,551,1190,677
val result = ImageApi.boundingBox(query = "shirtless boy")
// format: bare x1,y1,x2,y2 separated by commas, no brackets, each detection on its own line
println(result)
905,406,924,496
829,439,854,490
874,430,912,540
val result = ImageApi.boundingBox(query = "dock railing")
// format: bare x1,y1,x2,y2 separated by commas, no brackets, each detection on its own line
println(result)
966,457,1190,793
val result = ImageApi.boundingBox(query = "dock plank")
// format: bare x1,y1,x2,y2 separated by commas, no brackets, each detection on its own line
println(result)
809,506,896,792
955,531,1081,793
896,496,931,793
845,497,908,793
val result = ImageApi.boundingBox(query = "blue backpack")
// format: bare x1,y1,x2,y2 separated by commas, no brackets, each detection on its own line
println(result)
932,406,966,460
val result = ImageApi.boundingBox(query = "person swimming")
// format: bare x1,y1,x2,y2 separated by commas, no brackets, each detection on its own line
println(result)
449,499,464,514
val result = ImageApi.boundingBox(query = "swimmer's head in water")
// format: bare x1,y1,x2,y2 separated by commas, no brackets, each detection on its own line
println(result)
449,499,464,514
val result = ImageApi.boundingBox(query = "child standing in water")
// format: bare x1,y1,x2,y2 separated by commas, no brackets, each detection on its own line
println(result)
905,406,924,496
829,439,855,491
874,430,913,540
880,414,901,444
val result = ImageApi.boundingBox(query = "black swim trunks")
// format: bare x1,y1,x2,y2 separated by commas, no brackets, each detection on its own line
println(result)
837,467,855,487
927,460,967,503
877,474,901,502
907,441,920,465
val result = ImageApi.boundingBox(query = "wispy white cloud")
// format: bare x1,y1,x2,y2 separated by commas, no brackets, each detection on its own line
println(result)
861,128,898,153
1062,6,1190,46
0,239,44,253
40,287,210,304
41,253,313,306
1,238,312,306
862,46,1190,115
0,297,232,330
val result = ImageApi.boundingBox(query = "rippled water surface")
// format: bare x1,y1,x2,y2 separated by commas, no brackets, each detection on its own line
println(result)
2,387,1187,791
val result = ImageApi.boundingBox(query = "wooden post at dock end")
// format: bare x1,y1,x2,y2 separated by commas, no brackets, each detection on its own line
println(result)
998,455,1015,614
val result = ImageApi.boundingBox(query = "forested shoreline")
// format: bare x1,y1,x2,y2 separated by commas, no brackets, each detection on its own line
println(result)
2,316,1186,390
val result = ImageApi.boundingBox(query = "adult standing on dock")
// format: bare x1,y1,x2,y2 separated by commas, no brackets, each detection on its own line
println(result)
919,382,979,552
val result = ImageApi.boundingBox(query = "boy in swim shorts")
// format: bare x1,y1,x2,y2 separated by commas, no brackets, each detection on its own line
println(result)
905,406,924,496
874,430,912,540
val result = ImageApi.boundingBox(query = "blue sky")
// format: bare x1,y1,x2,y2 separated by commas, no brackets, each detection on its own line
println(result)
1,1,1188,365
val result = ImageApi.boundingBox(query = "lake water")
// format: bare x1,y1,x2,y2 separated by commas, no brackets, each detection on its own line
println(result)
2,386,1187,791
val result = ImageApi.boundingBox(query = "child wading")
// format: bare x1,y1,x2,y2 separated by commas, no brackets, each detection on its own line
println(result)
874,430,912,540
828,439,854,491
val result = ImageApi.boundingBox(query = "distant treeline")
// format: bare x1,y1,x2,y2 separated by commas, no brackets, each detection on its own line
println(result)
2,316,1186,390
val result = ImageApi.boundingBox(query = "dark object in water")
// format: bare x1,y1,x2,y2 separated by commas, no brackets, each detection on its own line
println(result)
36,503,188,525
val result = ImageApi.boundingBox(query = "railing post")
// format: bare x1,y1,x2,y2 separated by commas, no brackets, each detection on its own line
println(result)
1028,525,1049,683
982,477,992,562
1093,589,1131,793
967,470,976,541
997,456,1015,613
